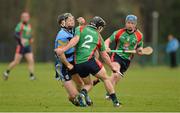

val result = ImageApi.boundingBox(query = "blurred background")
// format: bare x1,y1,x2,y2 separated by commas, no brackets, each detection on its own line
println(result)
0,0,179,66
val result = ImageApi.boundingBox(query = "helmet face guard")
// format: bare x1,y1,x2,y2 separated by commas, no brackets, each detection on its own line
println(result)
89,16,106,29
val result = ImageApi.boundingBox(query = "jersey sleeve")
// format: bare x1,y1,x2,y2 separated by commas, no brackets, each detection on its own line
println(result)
14,23,22,40
137,35,144,48
109,31,118,42
75,26,81,37
15,23,22,33
56,33,68,48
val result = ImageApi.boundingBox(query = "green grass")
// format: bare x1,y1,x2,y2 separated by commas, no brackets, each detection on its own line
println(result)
0,63,180,112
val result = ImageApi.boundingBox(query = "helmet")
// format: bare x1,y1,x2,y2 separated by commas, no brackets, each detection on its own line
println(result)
89,16,106,29
125,14,137,25
57,13,73,25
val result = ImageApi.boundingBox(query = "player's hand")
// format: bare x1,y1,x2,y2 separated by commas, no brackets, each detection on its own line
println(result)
67,64,73,70
136,47,143,55
111,62,120,73
77,17,86,25
54,48,65,56
30,38,34,44
20,38,27,46
106,47,111,53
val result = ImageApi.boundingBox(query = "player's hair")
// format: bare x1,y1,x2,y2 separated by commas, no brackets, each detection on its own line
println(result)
57,13,73,27
21,11,30,17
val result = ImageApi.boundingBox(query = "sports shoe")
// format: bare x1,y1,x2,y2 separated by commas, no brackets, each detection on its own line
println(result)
84,94,93,106
2,71,9,80
113,100,122,107
105,93,111,100
77,93,87,107
80,92,93,106
29,75,36,80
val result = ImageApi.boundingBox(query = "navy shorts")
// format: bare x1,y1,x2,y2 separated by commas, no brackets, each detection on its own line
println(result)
16,45,32,55
55,60,76,82
75,58,102,78
111,54,130,74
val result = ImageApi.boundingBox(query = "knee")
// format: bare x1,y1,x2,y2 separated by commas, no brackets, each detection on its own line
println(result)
84,81,93,88
100,75,110,82
114,73,119,79
113,73,121,80
76,79,84,87
28,60,34,65
13,60,20,65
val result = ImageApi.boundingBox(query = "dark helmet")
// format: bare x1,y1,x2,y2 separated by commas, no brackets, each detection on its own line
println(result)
89,16,106,29
57,13,73,25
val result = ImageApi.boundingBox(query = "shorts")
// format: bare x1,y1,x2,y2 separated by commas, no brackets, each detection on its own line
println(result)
111,54,130,75
75,58,103,78
16,45,32,55
55,59,76,82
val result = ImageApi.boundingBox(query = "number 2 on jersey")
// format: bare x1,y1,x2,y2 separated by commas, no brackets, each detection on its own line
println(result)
81,35,93,49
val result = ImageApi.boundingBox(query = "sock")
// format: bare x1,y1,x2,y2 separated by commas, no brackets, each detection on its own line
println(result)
6,70,10,74
80,89,88,96
93,79,100,86
30,73,34,77
106,92,110,96
109,93,118,102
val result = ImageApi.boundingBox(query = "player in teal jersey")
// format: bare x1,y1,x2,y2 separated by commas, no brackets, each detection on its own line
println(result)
55,16,121,107
105,14,144,99
2,12,36,80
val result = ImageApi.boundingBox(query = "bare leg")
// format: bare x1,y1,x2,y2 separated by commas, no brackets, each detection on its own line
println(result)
7,53,23,70
3,53,23,80
24,53,36,80
63,80,79,99
95,67,115,94
95,66,120,107
81,76,93,92
79,76,93,106
110,73,121,87
24,53,34,74
72,74,84,91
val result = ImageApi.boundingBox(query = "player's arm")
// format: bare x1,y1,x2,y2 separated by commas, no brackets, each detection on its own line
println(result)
14,23,29,46
55,35,80,55
55,38,74,70
57,52,73,70
28,28,33,44
98,34,118,72
105,38,111,48
105,31,117,52
94,50,100,59
29,37,34,44
136,35,144,55
77,17,86,26
55,26,81,55
64,35,79,52
100,51,114,70
14,23,23,46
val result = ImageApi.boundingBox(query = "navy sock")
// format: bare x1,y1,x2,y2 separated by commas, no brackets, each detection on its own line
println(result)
30,73,34,77
6,70,10,74
81,89,88,96
109,93,118,102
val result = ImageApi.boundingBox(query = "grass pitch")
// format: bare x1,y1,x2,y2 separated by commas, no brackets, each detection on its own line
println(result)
0,63,180,112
